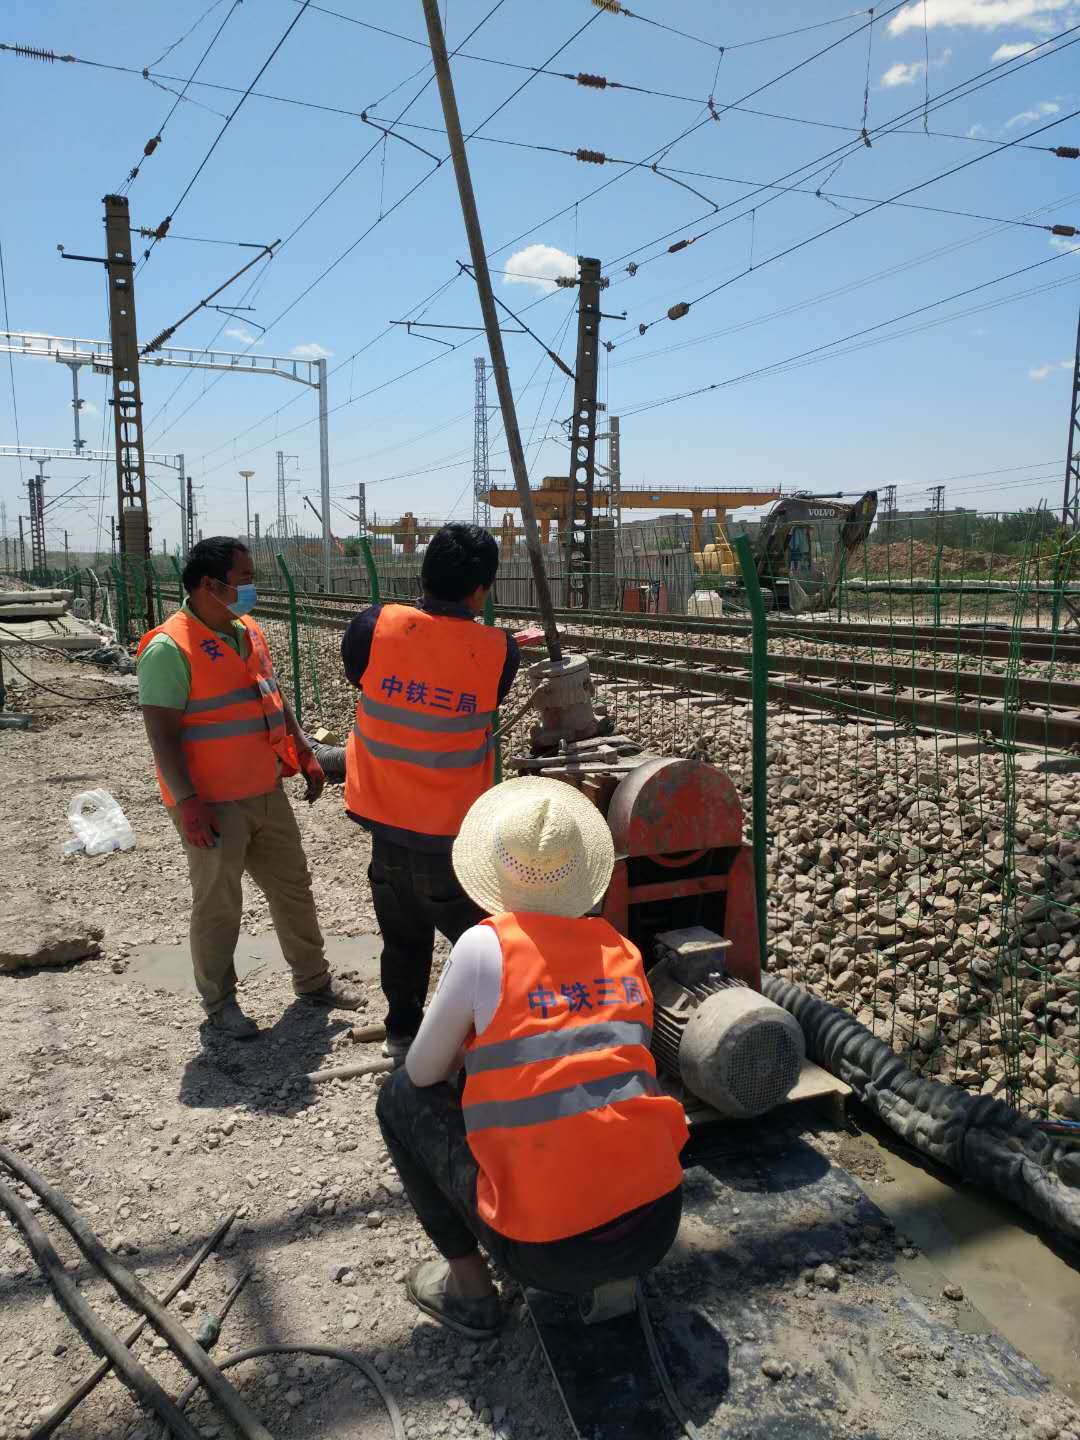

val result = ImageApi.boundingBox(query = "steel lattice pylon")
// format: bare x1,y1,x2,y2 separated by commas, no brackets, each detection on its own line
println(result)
1063,305,1080,530
473,356,491,530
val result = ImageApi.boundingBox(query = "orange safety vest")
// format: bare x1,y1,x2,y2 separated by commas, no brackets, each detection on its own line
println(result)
463,913,688,1244
344,604,507,839
136,609,298,806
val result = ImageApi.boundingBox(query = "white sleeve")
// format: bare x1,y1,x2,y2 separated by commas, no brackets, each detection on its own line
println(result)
404,924,504,1087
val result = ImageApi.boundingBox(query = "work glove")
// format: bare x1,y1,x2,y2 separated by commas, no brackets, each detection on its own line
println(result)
298,748,326,804
178,795,219,848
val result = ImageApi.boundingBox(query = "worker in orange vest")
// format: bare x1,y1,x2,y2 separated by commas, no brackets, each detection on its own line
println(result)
137,536,361,1038
375,777,688,1338
341,524,519,1060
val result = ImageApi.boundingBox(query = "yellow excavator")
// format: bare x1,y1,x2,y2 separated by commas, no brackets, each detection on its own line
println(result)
694,490,878,613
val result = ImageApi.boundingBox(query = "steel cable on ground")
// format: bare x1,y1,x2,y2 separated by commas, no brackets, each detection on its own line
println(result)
619,251,1080,419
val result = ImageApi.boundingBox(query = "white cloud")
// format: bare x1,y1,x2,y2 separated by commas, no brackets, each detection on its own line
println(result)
291,341,333,358
1028,359,1072,379
1005,98,1060,125
1050,233,1080,251
992,38,1039,56
502,244,578,294
882,60,926,86
889,1,1074,35
225,325,262,347
966,122,986,136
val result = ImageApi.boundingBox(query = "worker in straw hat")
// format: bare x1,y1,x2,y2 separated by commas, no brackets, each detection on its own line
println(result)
375,777,688,1338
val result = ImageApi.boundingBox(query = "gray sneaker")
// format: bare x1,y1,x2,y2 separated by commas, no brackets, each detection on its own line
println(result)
406,1259,501,1339
301,977,363,1011
206,1000,258,1040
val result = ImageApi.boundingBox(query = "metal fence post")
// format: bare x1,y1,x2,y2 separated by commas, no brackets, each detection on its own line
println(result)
170,553,184,608
734,535,768,969
276,551,303,723
358,535,380,604
483,591,502,784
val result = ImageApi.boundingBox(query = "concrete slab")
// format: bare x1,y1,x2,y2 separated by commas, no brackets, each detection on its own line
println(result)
116,932,382,995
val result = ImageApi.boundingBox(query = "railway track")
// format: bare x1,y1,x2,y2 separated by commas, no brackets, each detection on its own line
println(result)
253,593,1080,749
255,586,1080,665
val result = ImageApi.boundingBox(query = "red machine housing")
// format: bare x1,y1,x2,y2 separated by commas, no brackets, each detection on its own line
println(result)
590,757,761,988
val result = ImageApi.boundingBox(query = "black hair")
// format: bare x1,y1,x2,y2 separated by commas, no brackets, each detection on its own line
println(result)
181,536,250,594
420,523,498,601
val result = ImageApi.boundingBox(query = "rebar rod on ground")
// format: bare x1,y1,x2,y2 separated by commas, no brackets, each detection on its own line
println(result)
0,1180,203,1440
32,1209,237,1439
0,1148,274,1440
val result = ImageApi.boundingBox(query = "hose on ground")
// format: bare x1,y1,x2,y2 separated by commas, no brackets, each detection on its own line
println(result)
0,1180,203,1440
0,1147,274,1440
164,1344,406,1440
31,1209,237,1439
760,973,1080,1245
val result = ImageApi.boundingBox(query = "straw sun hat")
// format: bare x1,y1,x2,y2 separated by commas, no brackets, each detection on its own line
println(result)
452,777,615,919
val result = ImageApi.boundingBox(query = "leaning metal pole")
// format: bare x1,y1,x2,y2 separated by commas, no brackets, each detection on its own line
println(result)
420,0,562,662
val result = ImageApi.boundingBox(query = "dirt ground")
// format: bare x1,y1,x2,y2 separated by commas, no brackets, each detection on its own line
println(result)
1,647,1078,1440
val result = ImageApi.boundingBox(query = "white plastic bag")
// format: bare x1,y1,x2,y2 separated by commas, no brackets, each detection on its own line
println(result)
66,789,136,857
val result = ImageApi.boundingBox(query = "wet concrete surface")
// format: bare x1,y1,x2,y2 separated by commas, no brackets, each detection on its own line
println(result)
114,932,382,994
836,1113,1080,1402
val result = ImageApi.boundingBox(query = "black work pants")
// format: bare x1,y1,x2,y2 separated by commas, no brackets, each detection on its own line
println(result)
368,836,485,1040
375,1066,684,1296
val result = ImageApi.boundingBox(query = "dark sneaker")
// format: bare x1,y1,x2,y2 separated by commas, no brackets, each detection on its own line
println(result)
301,978,363,1011
206,1000,259,1040
406,1259,501,1339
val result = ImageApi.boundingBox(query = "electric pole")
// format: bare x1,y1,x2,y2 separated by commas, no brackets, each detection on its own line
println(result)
186,474,196,554
356,483,367,534
564,257,604,609
927,483,945,545
64,530,69,570
28,462,47,575
254,512,260,542
110,514,116,558
881,483,898,525
473,356,491,529
239,469,255,540
1063,305,1080,529
18,515,26,575
102,194,154,631
420,0,561,660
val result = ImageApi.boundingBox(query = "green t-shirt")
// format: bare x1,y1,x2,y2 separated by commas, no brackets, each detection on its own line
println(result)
136,601,250,710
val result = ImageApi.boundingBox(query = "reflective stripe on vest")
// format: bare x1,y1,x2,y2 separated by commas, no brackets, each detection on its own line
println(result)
343,604,507,838
461,913,688,1244
136,611,297,805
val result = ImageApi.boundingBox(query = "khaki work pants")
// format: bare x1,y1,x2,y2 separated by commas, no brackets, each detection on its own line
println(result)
170,786,329,1015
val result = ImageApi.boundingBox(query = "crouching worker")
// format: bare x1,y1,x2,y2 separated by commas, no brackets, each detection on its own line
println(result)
137,536,361,1038
376,777,688,1338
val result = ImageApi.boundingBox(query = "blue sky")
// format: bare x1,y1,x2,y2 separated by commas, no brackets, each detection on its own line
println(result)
1,0,1079,553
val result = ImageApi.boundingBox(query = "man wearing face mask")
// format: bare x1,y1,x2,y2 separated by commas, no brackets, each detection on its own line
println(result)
137,536,361,1037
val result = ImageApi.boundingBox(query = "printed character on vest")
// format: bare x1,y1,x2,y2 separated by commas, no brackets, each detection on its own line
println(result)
137,536,362,1039
341,523,522,1062
375,777,688,1339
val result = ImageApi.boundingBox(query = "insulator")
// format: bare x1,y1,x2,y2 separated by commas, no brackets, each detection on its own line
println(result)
638,323,648,335
143,134,161,158
668,238,693,254
591,0,624,12
4,42,68,62
575,148,607,165
1055,146,1079,160
555,275,578,288
1051,224,1078,237
668,302,690,321
577,73,608,89
627,261,638,276
153,216,171,241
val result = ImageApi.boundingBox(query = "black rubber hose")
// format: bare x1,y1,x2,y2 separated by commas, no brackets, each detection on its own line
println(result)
0,1181,203,1440
0,1148,274,1440
165,1344,406,1440
761,974,1080,1245
32,1209,237,1439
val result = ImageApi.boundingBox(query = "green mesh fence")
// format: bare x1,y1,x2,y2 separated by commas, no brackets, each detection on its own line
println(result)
98,513,1079,1123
